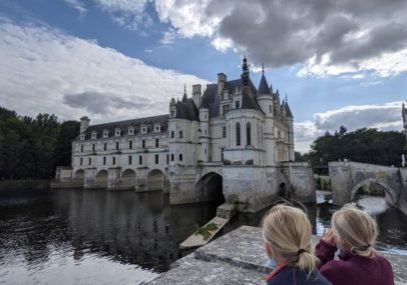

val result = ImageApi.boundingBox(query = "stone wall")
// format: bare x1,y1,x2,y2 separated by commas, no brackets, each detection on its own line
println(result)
147,226,407,285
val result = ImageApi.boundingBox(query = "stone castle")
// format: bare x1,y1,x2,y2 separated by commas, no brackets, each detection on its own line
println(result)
55,58,315,212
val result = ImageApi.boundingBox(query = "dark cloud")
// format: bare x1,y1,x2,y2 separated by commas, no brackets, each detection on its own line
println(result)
63,91,151,114
209,0,407,69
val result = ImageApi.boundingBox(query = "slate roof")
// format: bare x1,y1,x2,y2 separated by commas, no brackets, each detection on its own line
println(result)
284,101,293,118
173,98,200,121
200,78,261,117
257,74,271,95
81,114,169,140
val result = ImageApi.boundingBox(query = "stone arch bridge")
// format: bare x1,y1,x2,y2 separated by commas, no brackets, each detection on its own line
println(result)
329,161,407,215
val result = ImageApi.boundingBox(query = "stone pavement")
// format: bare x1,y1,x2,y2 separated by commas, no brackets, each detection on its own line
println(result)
146,226,407,285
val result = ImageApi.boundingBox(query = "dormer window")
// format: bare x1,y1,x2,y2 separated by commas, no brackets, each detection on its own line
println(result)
170,107,176,118
141,124,147,134
235,101,240,109
115,128,121,137
128,126,134,135
103,129,109,138
80,134,85,140
91,131,97,139
154,123,161,133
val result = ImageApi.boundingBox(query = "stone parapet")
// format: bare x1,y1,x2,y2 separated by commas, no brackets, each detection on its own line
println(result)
147,226,407,285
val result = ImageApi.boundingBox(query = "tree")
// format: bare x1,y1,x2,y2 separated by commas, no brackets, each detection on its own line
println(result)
305,126,404,167
0,106,79,179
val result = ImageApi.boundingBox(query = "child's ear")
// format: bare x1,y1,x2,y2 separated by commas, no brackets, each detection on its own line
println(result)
264,241,273,257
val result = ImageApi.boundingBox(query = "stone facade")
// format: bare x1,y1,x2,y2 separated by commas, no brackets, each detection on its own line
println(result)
55,58,315,212
329,161,407,215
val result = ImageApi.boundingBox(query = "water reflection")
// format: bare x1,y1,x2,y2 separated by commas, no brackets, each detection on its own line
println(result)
0,190,407,285
0,190,221,285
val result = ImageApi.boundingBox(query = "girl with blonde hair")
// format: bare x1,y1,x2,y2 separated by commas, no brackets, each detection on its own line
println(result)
262,204,331,285
316,205,394,285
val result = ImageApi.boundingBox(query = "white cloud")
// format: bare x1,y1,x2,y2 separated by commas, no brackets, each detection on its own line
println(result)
0,20,207,123
62,0,87,14
294,102,404,152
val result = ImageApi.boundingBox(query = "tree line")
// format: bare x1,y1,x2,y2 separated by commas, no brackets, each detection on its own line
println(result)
296,126,405,172
0,106,79,180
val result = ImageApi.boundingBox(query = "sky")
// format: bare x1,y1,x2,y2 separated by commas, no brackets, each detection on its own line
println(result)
0,0,406,152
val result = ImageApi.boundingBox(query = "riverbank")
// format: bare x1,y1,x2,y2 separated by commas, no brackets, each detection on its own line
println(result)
146,226,407,285
0,179,50,192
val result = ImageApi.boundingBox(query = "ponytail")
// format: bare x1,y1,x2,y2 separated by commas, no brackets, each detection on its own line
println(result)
298,250,319,277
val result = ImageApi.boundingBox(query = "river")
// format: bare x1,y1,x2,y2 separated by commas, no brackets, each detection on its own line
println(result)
0,189,406,285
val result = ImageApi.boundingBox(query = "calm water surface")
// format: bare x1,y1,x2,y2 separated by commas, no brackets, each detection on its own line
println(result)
0,189,406,285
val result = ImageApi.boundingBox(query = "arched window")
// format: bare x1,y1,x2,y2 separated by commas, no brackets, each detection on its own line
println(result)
236,122,241,146
246,122,251,146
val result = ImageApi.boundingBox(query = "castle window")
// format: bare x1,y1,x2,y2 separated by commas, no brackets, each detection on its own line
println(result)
139,155,143,165
236,122,241,146
81,145,84,152
128,155,132,165
80,157,83,166
179,154,183,161
129,141,133,149
92,132,97,139
80,134,85,140
115,128,121,136
246,123,251,146
171,131,175,138
269,105,272,113
88,157,92,165
166,154,169,164
128,127,134,135
154,124,161,132
171,110,175,118
112,156,116,165
221,147,224,161
103,130,109,138
141,125,147,134
116,141,119,150
103,157,106,165
171,154,174,161
235,101,240,109
142,140,146,148
179,131,183,138
155,154,159,164
155,138,159,148
104,142,107,151
92,144,95,152
222,126,227,138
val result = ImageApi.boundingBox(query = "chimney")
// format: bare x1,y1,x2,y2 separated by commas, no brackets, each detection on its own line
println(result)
217,73,227,95
192,84,202,107
80,116,90,133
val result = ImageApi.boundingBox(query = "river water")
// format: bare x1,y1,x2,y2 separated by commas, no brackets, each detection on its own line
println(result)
0,189,406,285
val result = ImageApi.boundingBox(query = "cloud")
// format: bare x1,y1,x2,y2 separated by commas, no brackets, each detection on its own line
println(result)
0,19,207,123
61,1,407,76
62,0,87,14
294,101,404,152
63,91,152,114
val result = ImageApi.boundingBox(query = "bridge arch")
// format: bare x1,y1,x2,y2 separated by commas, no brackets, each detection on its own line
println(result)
74,169,84,179
95,169,108,189
350,177,398,206
196,172,224,202
147,169,165,191
121,169,136,189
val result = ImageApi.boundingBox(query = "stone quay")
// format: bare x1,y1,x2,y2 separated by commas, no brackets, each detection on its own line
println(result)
146,226,407,285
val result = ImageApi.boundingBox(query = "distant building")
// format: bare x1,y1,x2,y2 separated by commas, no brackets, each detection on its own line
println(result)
54,57,315,212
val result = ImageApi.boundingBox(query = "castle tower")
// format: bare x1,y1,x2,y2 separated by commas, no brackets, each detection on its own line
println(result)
256,65,276,166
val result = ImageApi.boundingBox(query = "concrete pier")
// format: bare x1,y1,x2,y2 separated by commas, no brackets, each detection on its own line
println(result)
147,226,407,285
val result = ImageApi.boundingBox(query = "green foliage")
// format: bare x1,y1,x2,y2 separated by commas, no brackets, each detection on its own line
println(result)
0,106,79,179
195,223,219,240
306,126,404,167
